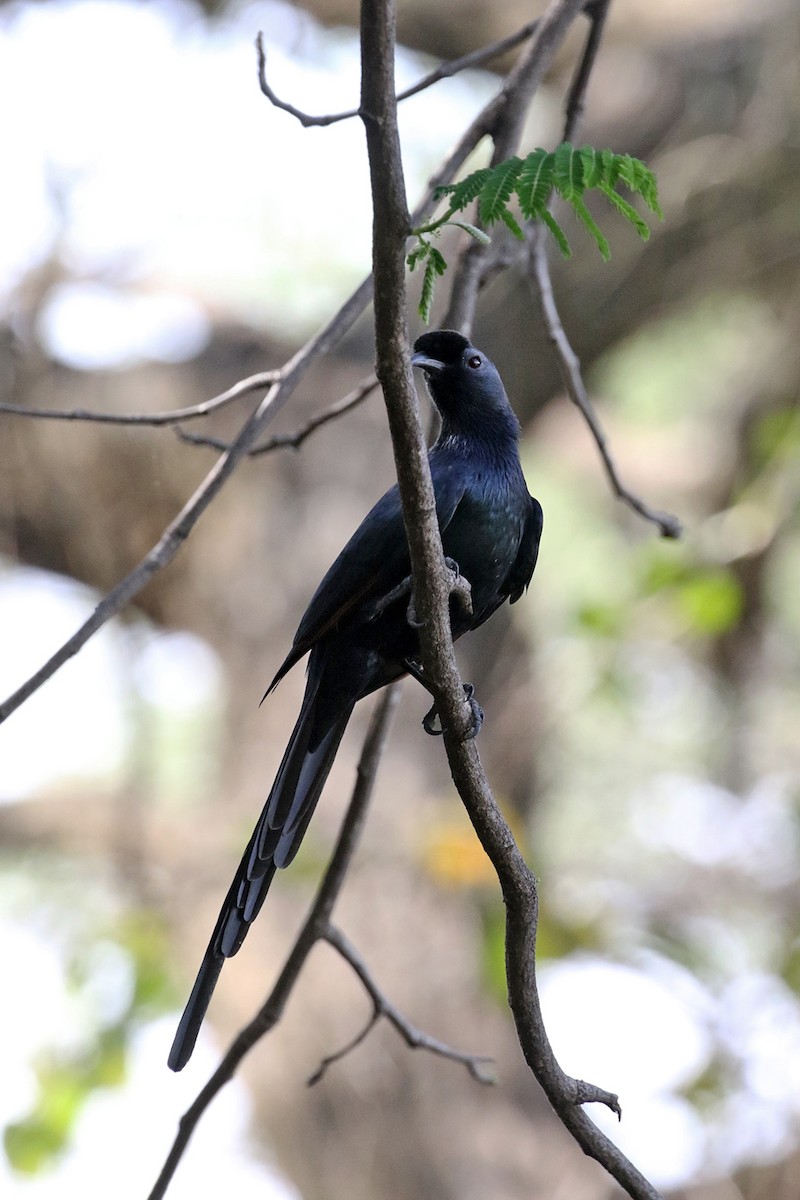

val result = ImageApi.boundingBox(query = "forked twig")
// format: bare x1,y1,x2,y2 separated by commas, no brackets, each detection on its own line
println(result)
255,21,541,128
311,924,494,1085
175,373,378,455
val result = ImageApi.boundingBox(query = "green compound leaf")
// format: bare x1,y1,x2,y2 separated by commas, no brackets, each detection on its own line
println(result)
436,167,494,211
410,143,661,320
419,246,447,324
498,206,525,240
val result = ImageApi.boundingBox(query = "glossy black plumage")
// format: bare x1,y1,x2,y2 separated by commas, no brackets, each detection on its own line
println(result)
168,330,543,1071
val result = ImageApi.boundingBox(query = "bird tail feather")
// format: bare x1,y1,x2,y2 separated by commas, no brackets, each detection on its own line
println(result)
167,675,352,1072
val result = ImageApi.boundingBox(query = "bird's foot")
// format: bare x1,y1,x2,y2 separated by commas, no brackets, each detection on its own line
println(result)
368,559,472,629
421,683,484,739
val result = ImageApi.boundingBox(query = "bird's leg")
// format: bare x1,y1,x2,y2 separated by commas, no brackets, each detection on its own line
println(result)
403,659,484,740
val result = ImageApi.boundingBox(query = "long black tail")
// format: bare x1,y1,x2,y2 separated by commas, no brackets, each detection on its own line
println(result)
168,675,353,1071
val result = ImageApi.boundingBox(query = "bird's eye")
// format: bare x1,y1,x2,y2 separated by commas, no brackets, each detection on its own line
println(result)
467,355,482,369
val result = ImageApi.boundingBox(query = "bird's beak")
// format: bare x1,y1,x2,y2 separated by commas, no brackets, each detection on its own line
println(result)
411,352,445,374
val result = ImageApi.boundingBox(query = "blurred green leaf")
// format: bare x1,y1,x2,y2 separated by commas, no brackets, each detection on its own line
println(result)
781,938,800,995
752,407,800,468
676,569,744,635
576,601,625,637
4,1117,67,1175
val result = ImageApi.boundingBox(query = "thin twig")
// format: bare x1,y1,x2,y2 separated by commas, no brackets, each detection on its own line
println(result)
317,923,494,1084
147,685,401,1200
175,373,379,455
562,0,611,141
528,224,682,538
256,21,541,129
0,371,280,426
306,1008,380,1086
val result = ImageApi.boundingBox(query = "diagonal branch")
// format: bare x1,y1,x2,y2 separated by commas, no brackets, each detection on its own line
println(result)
360,3,665,1198
147,684,401,1200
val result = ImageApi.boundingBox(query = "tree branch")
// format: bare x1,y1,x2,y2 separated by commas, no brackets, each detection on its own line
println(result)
0,273,372,726
360,3,664,1198
523,0,681,540
147,684,401,1200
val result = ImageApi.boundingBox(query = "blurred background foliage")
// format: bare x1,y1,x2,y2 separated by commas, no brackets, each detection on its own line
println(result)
1,0,799,1198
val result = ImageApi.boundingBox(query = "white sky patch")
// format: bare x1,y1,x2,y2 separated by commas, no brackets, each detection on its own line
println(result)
0,0,499,356
539,956,711,1188
37,284,212,369
0,566,129,799
0,561,223,800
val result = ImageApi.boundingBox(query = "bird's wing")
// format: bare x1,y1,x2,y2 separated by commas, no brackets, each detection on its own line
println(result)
502,494,544,604
267,463,469,692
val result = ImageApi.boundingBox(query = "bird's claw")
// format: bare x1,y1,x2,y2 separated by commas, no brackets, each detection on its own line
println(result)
462,682,484,739
444,557,473,617
421,702,443,736
421,682,484,739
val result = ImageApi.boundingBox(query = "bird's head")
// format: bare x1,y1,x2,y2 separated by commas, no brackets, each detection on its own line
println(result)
411,330,519,442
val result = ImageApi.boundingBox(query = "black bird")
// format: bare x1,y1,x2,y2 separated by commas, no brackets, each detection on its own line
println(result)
168,330,543,1071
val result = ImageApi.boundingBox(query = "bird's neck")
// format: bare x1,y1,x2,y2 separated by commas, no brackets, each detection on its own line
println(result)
435,407,521,463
